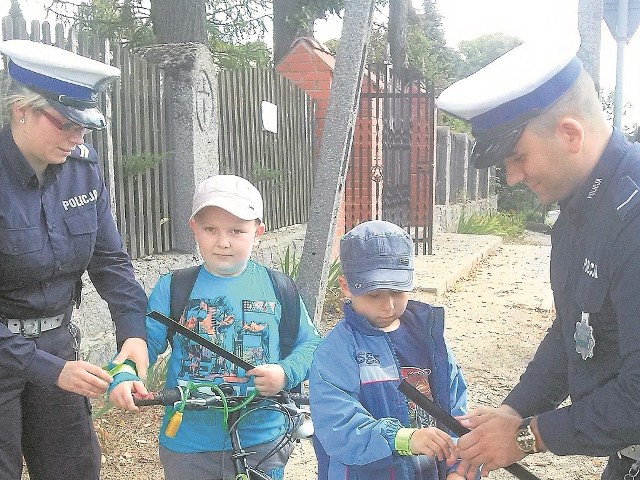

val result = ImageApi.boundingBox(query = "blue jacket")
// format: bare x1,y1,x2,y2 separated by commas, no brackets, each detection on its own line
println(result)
0,127,147,386
310,300,468,480
504,129,640,456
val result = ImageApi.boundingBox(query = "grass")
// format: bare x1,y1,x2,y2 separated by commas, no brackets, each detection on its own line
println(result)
456,211,527,237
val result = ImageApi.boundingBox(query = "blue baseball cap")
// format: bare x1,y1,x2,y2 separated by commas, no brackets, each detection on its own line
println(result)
436,29,582,168
0,39,120,130
340,220,414,296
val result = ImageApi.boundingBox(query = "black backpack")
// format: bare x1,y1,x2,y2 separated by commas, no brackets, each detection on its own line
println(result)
167,264,301,362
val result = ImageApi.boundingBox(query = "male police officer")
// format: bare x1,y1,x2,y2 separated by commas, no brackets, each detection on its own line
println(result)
436,29,640,480
0,40,148,479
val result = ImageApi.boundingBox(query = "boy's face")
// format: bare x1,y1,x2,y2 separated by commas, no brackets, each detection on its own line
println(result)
338,276,409,331
189,206,264,277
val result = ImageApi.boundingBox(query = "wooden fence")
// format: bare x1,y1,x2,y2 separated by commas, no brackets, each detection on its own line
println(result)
218,68,315,231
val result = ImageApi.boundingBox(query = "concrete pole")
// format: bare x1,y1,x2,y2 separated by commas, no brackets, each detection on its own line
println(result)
614,0,629,128
296,0,375,323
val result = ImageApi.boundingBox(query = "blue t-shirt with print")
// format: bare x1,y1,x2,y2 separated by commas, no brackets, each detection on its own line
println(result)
145,260,320,453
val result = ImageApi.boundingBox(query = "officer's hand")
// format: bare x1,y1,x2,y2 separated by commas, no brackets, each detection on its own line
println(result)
109,380,148,412
56,360,113,398
113,337,149,380
455,407,525,477
246,364,286,396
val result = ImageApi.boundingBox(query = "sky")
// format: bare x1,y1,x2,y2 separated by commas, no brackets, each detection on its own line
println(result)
4,0,640,125
313,0,640,127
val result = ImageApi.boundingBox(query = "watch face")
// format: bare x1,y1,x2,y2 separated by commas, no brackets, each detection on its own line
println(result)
516,428,536,453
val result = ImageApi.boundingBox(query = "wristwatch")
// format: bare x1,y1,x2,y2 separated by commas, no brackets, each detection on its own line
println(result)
515,416,538,454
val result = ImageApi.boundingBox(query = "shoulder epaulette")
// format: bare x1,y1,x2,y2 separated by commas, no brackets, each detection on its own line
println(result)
68,144,99,163
614,175,640,220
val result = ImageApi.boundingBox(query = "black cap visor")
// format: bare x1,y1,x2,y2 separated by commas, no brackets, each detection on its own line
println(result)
470,125,526,169
47,98,106,130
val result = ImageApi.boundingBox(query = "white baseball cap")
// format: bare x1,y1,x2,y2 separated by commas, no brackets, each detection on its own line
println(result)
0,39,120,130
436,29,582,168
191,175,263,221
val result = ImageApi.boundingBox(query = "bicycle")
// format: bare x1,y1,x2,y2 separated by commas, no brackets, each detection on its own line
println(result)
134,383,312,480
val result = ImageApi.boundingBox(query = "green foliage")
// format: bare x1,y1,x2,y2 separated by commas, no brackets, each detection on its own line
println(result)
438,112,470,134
122,152,163,177
278,245,301,279
365,1,462,92
209,38,271,69
9,0,22,16
600,89,638,140
253,166,282,181
276,245,342,300
457,34,522,78
493,165,547,217
456,211,526,237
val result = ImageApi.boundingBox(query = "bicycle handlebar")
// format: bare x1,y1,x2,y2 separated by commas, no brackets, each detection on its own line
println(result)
133,387,183,406
133,387,309,410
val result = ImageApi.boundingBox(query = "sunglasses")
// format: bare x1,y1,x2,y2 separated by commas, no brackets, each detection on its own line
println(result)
38,109,89,135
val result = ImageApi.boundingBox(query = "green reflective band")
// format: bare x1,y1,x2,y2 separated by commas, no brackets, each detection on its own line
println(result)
394,428,416,456
104,359,138,377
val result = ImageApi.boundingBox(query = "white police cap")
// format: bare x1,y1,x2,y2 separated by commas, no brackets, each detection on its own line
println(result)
0,39,120,130
436,30,582,168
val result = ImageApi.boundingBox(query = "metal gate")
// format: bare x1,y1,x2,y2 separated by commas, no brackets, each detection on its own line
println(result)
346,63,435,254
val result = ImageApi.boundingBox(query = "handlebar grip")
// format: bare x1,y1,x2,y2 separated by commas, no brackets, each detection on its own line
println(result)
133,388,183,406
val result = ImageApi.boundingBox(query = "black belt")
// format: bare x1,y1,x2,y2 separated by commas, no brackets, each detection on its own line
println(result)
2,305,73,338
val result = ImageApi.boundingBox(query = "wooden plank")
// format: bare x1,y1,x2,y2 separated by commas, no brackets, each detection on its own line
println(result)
131,56,144,257
139,58,154,256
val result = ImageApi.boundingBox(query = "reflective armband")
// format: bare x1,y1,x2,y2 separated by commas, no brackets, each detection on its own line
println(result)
394,428,416,456
104,359,138,377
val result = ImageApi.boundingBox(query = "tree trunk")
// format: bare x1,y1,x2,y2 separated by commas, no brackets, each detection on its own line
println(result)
388,0,408,70
273,0,315,65
578,0,602,93
150,0,207,44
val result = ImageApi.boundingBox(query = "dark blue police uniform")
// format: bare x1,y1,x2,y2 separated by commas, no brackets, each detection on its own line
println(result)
503,129,640,475
0,126,147,479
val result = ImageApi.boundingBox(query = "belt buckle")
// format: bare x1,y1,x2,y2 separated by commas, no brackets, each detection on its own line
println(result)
621,446,640,461
21,319,41,338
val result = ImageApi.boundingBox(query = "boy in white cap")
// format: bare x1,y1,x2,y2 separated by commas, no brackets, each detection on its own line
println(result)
0,40,148,480
110,174,321,480
309,220,472,480
436,29,640,480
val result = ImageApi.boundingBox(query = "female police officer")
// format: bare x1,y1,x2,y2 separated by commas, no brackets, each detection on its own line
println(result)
0,40,149,479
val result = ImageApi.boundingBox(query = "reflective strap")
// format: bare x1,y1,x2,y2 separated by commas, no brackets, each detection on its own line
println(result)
394,428,416,456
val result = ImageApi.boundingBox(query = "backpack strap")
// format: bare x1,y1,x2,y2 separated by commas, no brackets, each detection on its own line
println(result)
266,267,302,393
167,265,201,346
265,267,301,360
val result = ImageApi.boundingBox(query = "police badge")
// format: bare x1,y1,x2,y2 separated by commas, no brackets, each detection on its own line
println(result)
574,311,595,360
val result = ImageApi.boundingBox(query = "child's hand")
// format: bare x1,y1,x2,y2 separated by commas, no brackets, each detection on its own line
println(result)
109,380,148,412
246,364,286,396
445,472,467,480
409,427,456,461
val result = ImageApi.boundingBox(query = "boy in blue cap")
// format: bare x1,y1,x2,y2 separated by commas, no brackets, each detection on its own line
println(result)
437,27,640,480
310,220,470,480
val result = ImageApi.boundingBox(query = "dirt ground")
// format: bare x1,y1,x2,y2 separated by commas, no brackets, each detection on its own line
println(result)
87,232,609,480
